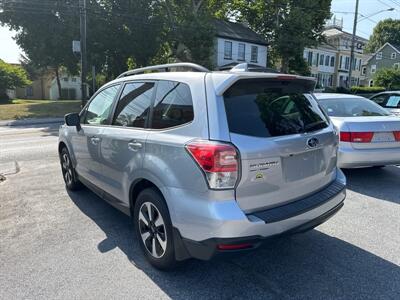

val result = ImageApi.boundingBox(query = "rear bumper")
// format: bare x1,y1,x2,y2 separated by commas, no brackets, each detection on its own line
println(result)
175,200,344,261
338,146,400,168
171,169,346,261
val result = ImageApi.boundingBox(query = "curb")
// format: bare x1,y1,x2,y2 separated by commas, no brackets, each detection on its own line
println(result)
0,117,64,127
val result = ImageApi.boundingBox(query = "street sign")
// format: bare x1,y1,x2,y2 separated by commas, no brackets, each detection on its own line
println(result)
72,40,81,54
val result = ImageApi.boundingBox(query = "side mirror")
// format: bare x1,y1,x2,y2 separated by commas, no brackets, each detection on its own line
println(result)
65,113,81,131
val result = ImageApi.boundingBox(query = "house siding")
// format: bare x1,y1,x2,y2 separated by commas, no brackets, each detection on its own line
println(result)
215,37,267,68
361,44,400,86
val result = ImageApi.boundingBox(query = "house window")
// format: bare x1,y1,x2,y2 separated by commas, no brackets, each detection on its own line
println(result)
319,54,324,65
376,52,382,60
361,67,366,75
71,77,77,83
345,57,350,70
315,53,319,66
63,77,68,82
371,64,376,73
391,52,397,59
339,56,343,69
250,46,258,62
369,80,374,87
307,51,313,66
238,43,245,61
224,41,232,59
330,56,335,67
352,58,356,71
325,55,330,66
394,63,400,70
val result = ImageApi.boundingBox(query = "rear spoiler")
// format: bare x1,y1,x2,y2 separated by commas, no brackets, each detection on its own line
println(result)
212,73,316,96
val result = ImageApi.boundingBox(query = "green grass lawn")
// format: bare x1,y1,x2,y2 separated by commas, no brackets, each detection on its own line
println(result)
0,99,82,120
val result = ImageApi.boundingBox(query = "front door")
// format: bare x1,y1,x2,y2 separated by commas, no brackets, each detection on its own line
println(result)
72,84,121,188
100,81,156,204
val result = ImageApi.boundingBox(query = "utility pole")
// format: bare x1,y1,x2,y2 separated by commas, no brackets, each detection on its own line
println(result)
80,0,87,107
92,65,96,94
348,0,359,88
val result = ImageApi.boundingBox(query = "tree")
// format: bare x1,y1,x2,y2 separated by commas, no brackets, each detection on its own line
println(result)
228,0,331,74
365,19,400,53
0,0,79,99
158,0,216,68
374,68,400,90
0,60,31,99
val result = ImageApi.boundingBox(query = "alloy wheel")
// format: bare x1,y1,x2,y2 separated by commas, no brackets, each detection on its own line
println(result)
61,153,73,186
138,202,167,258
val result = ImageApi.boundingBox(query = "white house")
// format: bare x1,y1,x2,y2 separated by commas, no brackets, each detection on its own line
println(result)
213,20,268,69
303,18,370,89
49,74,85,100
304,44,337,88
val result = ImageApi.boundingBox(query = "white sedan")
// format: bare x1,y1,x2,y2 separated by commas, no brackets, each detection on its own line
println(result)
314,93,400,168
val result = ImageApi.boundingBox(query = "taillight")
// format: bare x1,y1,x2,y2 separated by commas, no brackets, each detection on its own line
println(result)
394,131,400,141
185,140,239,189
340,132,374,143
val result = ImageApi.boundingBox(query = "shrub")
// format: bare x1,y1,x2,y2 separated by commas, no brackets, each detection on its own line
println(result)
374,68,400,90
350,86,386,94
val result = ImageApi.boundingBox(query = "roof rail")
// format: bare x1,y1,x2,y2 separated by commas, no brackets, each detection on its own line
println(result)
117,62,209,79
230,63,249,72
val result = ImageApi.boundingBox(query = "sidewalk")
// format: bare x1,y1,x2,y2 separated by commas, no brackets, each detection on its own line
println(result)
0,117,64,127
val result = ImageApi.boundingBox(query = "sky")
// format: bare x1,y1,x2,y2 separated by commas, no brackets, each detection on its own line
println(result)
0,0,399,63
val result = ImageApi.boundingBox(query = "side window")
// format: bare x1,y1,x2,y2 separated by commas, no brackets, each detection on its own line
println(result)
113,82,154,128
83,85,120,125
371,95,389,107
151,81,194,129
386,95,400,108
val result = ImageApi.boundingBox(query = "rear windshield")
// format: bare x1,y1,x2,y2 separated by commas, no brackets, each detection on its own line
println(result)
223,79,329,138
319,97,390,117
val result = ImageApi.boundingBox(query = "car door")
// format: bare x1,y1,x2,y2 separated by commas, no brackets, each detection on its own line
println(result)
99,81,155,204
72,84,121,188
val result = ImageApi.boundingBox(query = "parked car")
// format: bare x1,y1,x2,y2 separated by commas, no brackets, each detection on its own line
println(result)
369,91,400,117
315,93,400,168
59,63,346,269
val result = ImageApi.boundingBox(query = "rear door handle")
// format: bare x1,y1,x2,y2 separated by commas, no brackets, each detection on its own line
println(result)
90,137,101,145
128,141,143,152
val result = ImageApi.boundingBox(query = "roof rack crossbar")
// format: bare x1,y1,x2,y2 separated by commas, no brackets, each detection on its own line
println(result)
117,63,209,78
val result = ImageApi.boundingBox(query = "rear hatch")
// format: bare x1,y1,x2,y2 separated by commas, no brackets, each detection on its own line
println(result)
223,78,337,213
340,116,400,150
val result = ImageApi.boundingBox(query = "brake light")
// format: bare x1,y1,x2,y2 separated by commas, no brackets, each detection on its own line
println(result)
394,131,400,141
217,243,253,250
185,140,239,189
340,132,374,143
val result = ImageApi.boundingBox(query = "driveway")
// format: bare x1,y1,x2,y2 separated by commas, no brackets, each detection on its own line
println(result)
1,123,399,299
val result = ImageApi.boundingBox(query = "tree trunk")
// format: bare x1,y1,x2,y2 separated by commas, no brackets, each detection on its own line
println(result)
281,57,290,74
55,67,62,100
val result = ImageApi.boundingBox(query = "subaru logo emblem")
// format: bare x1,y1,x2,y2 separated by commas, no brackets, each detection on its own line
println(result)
307,137,319,148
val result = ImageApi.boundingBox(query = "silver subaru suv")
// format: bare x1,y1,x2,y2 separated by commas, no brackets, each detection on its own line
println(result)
59,63,346,269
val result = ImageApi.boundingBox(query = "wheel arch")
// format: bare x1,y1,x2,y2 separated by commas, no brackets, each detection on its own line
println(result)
58,141,68,154
129,178,166,215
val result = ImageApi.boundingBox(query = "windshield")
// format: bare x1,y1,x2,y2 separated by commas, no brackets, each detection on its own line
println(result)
319,97,390,117
223,79,329,138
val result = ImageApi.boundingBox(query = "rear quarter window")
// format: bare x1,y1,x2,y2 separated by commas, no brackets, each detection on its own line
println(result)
223,79,328,138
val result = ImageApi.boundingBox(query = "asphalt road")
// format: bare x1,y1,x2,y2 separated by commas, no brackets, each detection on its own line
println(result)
1,123,399,299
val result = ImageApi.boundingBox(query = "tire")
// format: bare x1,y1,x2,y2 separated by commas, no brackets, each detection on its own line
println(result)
60,147,82,191
134,188,177,270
